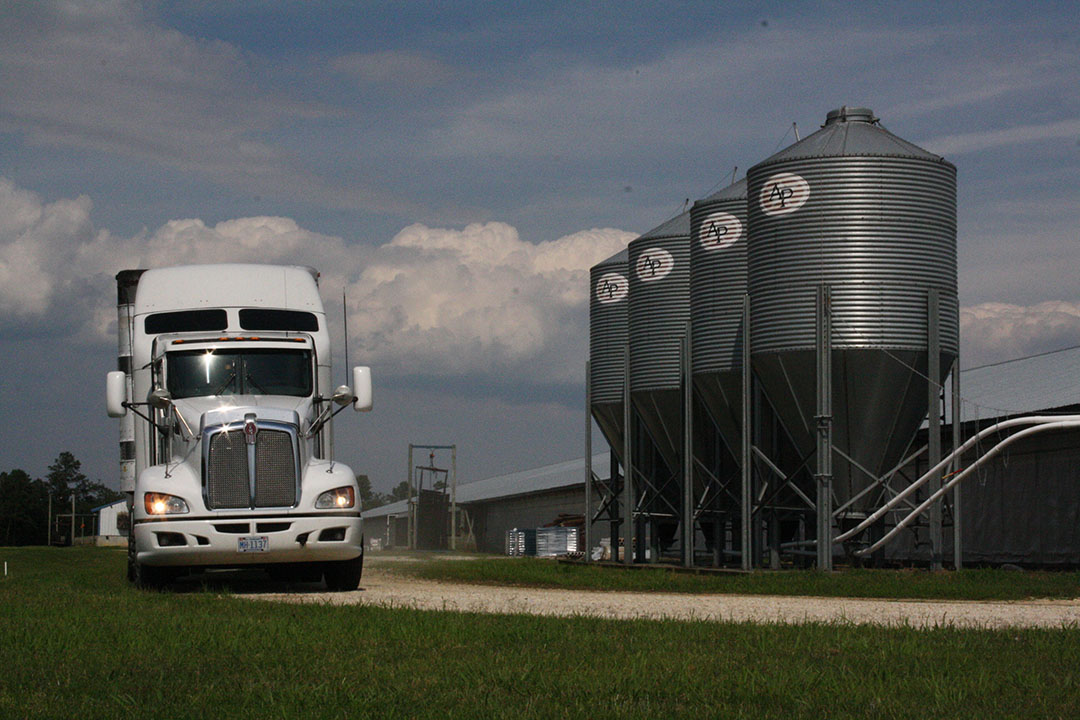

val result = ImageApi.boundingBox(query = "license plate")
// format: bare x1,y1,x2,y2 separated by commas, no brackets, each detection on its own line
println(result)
238,536,269,553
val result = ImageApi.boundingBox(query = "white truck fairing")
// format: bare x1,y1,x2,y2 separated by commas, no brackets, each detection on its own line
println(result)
107,264,372,590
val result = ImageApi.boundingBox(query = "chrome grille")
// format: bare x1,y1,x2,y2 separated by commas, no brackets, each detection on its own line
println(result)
204,422,299,510
207,431,249,509
255,430,296,507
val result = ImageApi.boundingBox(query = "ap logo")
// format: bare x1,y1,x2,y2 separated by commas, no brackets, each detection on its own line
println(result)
635,248,674,283
697,212,742,251
595,273,628,304
759,172,810,216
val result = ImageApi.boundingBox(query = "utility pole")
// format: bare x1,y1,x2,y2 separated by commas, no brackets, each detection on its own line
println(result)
47,493,52,546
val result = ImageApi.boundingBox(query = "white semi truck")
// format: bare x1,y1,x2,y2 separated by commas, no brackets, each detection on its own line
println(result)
105,264,371,590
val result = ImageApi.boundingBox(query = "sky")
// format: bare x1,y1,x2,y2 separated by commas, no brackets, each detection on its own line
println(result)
1,0,1078,494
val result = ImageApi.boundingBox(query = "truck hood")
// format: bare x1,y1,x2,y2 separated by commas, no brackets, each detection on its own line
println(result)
172,395,311,433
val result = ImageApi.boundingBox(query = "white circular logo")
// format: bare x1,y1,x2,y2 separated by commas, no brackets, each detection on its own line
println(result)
696,211,742,251
635,247,674,282
759,172,810,216
595,273,628,304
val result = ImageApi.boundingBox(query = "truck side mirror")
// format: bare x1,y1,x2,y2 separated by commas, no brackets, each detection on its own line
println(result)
106,371,127,418
147,386,172,410
352,366,373,412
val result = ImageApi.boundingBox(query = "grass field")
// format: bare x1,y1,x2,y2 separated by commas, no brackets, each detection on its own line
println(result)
396,555,1080,601
2,547,1079,719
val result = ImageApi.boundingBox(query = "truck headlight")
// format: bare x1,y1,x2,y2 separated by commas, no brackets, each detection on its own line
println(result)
144,492,190,515
315,486,355,509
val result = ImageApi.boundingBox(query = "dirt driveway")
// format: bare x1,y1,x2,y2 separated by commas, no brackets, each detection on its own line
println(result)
244,556,1080,629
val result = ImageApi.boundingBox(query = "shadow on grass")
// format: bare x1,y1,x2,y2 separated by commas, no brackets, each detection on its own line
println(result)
153,567,363,595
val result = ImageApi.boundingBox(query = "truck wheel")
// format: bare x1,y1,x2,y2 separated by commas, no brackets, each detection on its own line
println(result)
323,555,363,591
127,531,137,583
134,561,174,591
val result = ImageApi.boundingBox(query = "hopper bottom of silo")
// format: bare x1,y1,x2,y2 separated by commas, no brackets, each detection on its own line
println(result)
693,370,743,459
631,388,683,472
590,401,625,466
753,348,955,517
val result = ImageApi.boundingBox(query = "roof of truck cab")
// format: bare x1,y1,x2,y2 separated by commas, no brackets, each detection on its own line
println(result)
133,264,324,314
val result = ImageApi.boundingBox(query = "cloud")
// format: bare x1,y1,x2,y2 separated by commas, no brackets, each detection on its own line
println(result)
0,177,633,390
0,1,417,216
0,179,96,325
330,51,459,88
921,118,1080,157
961,301,1080,368
345,222,634,380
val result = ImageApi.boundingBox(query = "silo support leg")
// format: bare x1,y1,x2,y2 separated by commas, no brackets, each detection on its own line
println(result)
952,360,962,570
682,327,694,568
928,289,943,571
622,347,633,565
740,295,752,571
585,360,592,562
815,285,833,572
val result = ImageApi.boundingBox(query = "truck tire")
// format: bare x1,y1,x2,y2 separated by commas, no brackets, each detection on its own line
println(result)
323,555,363,591
134,561,174,591
127,548,137,583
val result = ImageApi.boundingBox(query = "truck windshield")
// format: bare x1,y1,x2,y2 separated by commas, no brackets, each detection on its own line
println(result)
166,349,313,399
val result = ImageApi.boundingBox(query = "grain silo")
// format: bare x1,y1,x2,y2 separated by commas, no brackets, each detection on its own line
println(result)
588,249,630,461
628,211,691,552
628,212,691,469
747,106,958,523
689,177,747,452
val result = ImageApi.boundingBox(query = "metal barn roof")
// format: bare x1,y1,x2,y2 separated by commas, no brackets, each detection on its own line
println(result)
949,344,1080,424
362,453,610,519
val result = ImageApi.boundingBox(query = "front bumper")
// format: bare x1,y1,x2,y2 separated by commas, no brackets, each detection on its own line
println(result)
134,513,363,567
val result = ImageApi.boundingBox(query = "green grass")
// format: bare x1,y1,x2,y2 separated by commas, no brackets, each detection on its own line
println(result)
2,547,1079,719
396,556,1080,601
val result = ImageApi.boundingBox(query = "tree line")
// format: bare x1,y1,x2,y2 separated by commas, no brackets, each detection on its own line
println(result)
0,452,123,546
355,475,414,510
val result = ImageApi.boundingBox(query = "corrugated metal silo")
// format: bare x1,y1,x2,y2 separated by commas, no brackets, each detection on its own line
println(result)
628,211,691,470
747,106,958,515
690,177,747,452
589,248,630,459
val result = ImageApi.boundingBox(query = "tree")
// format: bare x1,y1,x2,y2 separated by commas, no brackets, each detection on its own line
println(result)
0,469,49,545
355,474,386,510
389,481,411,502
46,452,121,515
46,452,85,508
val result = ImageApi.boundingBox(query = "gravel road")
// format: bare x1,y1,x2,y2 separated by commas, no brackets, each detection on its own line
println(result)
244,557,1080,629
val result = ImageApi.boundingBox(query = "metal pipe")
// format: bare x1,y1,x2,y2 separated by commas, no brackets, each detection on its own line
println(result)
835,414,1080,544
451,445,457,551
622,347,633,565
833,444,928,517
682,325,693,568
815,284,833,571
585,360,592,562
740,295,752,570
951,360,962,570
407,444,414,550
856,420,1080,556
928,288,943,570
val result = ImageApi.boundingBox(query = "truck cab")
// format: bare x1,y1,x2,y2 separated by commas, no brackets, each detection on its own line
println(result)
106,264,371,590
